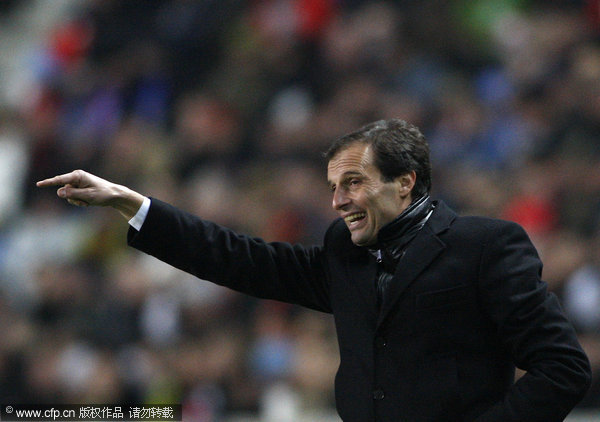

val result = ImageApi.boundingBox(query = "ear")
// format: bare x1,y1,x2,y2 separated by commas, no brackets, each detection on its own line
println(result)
397,171,416,198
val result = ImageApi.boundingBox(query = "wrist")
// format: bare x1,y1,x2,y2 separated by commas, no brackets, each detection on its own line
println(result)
112,185,146,221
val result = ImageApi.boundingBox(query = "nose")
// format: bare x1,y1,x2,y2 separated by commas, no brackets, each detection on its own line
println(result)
332,187,350,211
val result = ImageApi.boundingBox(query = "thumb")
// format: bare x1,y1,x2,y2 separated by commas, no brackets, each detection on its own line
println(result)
58,184,93,205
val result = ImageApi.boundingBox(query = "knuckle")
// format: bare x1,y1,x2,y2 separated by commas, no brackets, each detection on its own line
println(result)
73,169,86,186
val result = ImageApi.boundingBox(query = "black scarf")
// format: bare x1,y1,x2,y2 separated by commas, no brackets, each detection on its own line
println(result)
369,194,434,307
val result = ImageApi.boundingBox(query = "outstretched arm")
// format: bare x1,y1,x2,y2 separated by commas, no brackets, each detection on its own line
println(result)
36,170,146,221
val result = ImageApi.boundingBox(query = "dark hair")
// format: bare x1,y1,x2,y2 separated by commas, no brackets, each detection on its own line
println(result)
324,119,432,197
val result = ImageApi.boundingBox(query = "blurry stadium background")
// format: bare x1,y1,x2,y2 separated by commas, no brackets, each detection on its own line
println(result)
1,0,599,421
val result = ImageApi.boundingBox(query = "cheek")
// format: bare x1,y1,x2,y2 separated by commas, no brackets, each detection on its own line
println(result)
368,196,400,224
364,188,387,210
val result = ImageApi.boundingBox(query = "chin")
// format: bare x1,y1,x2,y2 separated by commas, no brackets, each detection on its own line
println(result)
350,236,363,246
351,235,371,247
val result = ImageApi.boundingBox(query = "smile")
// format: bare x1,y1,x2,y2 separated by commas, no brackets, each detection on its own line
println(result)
344,212,366,224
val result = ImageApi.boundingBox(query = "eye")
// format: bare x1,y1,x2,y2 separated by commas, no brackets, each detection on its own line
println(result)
349,179,361,188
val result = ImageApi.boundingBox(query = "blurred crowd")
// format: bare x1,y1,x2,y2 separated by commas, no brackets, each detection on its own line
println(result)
1,0,600,420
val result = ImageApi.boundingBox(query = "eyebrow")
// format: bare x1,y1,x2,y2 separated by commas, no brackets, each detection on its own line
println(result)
327,171,363,186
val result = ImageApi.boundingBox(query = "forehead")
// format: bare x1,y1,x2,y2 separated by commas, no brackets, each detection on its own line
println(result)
327,142,374,180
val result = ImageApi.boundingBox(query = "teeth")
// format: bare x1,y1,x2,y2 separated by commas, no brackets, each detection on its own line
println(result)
345,212,366,223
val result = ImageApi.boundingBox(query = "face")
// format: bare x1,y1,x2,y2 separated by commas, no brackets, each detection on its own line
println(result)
327,142,414,247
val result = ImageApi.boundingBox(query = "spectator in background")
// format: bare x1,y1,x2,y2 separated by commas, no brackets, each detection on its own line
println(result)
1,0,600,419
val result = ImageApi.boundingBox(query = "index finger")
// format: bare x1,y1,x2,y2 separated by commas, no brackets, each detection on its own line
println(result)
36,172,79,187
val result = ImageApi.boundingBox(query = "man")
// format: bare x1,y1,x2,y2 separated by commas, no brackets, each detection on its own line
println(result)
38,119,591,421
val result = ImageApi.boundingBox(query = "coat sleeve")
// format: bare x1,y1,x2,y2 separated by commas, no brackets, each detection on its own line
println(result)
473,221,591,422
127,198,332,313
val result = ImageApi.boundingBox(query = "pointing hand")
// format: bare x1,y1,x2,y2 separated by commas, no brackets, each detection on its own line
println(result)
37,170,146,220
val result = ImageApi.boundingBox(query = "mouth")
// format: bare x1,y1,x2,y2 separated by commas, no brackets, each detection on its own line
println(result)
344,212,366,228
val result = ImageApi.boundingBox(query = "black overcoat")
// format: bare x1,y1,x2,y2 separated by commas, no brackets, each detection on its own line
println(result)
128,198,591,422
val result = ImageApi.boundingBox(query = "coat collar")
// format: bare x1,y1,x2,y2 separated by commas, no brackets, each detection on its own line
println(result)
377,200,456,326
424,199,456,235
341,200,457,326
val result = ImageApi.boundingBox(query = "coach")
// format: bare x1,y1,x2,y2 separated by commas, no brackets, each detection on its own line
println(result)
38,119,591,421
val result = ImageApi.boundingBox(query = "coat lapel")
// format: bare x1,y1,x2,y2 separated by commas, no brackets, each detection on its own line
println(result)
376,201,456,327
